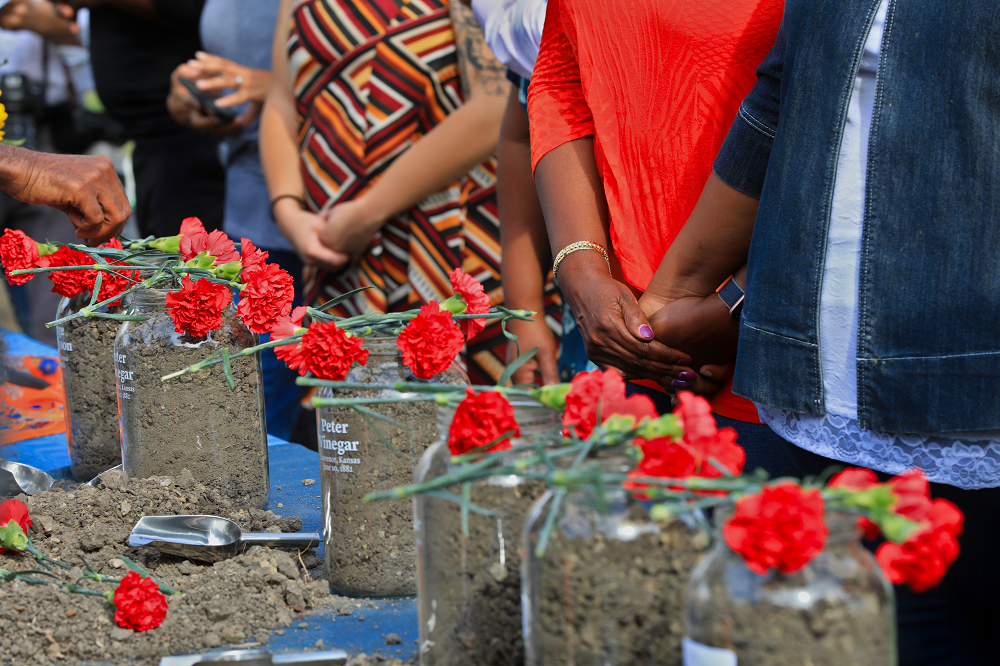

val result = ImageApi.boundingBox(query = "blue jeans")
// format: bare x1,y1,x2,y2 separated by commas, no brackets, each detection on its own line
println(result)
258,250,304,441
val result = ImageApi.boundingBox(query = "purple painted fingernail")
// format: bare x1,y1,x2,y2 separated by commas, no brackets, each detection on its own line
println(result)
638,324,653,338
676,358,692,366
671,379,690,388
679,371,698,381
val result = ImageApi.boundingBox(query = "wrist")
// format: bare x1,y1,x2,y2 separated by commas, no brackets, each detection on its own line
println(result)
351,194,387,232
272,196,306,230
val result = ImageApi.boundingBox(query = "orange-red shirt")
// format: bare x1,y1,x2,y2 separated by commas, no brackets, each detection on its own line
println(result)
528,0,782,423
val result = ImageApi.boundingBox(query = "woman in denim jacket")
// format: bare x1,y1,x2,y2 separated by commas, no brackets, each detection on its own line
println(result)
641,0,1000,662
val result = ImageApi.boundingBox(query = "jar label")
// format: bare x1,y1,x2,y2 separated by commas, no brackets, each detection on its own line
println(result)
683,638,737,666
319,417,360,473
56,327,72,352
115,352,136,400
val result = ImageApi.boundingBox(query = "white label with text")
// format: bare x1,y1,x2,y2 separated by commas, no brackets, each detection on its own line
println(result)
115,352,135,399
320,418,359,473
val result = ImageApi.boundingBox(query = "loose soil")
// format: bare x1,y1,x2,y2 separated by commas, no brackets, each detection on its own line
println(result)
688,551,892,665
418,470,544,666
0,470,344,666
56,294,124,481
318,359,464,598
532,504,710,666
116,303,269,509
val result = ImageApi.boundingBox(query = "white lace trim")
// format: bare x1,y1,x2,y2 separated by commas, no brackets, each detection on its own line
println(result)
758,405,1000,489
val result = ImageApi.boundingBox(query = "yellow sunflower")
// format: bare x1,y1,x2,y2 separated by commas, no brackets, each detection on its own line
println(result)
0,90,7,141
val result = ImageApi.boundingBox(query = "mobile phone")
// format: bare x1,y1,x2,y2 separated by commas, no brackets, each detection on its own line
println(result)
179,77,239,123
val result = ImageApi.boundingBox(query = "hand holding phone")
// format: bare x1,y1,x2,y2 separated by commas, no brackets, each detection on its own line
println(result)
178,77,238,123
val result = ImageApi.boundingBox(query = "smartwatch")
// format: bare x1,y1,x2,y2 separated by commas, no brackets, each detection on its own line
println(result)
717,276,745,322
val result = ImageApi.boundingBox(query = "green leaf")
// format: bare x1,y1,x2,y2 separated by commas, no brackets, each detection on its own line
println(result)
315,286,374,312
497,346,539,387
221,347,236,390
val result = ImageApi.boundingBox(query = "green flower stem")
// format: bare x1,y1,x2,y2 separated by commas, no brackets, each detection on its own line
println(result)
312,396,442,407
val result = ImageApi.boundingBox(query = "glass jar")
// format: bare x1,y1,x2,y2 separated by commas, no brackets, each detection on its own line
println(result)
415,399,559,666
522,466,711,666
317,336,467,597
56,294,124,480
684,512,895,666
115,284,269,509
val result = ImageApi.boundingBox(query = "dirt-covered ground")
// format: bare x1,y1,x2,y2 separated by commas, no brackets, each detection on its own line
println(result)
0,469,415,665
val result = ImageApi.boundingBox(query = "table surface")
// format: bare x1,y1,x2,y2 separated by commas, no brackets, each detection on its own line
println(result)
2,330,419,661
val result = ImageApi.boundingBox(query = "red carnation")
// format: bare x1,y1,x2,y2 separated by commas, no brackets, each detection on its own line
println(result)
112,571,168,632
829,468,879,491
876,497,963,592
673,392,744,476
448,268,491,340
236,263,294,334
447,387,520,456
46,246,97,298
0,229,41,285
397,302,465,379
301,321,369,380
179,217,238,264
95,238,138,307
0,499,31,554
624,437,698,498
240,238,269,272
723,482,828,575
164,276,232,338
562,369,657,438
272,306,308,374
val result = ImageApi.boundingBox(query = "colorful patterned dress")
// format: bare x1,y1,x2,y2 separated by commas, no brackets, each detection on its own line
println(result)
287,0,560,384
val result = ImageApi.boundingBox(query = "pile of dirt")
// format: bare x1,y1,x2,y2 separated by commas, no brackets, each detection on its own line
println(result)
56,294,125,481
531,504,710,666
116,303,269,509
0,470,344,665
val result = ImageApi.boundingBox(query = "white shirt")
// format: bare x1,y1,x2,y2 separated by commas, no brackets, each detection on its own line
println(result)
471,0,546,79
758,0,1000,490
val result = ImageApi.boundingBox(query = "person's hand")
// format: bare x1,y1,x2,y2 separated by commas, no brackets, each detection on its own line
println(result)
2,149,130,243
644,293,738,396
557,251,691,382
189,52,270,108
318,197,382,259
274,200,351,272
167,61,258,138
0,0,80,44
505,315,560,385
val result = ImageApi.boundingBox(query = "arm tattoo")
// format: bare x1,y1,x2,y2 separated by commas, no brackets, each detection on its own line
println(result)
450,1,508,98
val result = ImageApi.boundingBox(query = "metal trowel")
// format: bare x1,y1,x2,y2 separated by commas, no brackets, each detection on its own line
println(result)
159,649,347,665
0,459,55,498
129,515,320,563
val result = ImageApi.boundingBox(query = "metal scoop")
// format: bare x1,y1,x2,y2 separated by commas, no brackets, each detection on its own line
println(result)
129,515,320,563
0,460,55,498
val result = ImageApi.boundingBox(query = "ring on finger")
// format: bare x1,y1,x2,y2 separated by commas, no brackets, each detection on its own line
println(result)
234,75,244,86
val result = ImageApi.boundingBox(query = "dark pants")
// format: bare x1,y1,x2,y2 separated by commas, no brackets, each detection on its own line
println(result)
132,135,226,238
780,440,1000,666
256,249,303,441
625,383,800,479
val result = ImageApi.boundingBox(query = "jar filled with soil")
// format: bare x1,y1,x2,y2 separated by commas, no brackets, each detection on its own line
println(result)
115,283,269,509
684,512,895,666
56,294,125,480
317,336,467,597
522,463,711,666
415,399,559,665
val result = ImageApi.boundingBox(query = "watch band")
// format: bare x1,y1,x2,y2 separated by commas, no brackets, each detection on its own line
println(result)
717,276,745,322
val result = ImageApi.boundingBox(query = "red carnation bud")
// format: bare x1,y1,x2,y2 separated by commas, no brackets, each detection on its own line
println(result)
448,268,491,340
300,321,369,380
447,388,520,456
164,276,232,338
561,369,657,439
0,229,42,286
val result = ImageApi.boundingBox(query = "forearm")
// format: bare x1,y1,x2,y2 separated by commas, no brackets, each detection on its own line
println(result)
533,137,616,286
0,143,32,197
644,171,759,300
359,95,506,222
498,88,548,311
259,99,306,237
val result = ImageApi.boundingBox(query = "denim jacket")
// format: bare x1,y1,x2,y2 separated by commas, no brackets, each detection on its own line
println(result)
714,0,1000,434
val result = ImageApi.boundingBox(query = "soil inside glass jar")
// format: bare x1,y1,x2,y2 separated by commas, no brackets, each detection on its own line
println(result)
535,508,710,666
319,361,464,598
57,294,124,480
690,550,893,665
421,478,545,666
117,307,268,509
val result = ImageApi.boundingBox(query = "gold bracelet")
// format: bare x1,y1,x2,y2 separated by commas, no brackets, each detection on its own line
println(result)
552,241,612,281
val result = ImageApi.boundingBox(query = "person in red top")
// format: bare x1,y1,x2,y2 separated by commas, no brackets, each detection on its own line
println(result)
528,0,794,474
